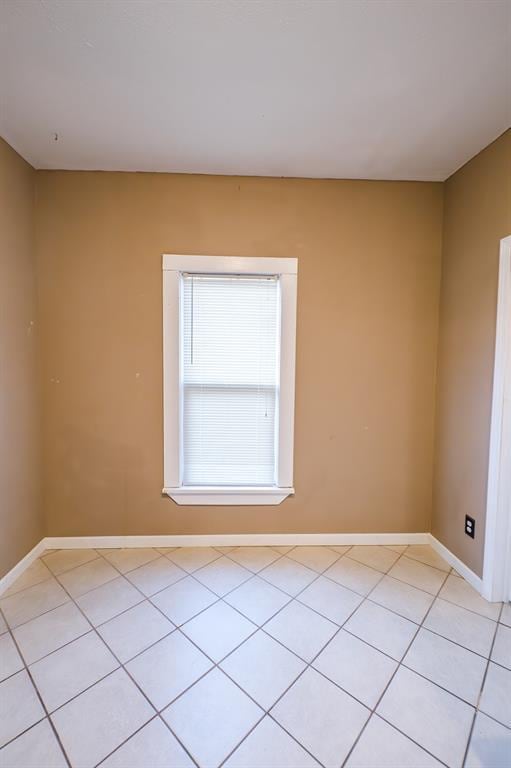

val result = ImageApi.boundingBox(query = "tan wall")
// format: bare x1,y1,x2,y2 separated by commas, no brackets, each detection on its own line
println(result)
433,130,511,576
35,171,443,537
0,138,42,577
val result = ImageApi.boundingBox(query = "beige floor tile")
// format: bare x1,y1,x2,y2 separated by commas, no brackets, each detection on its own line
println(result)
500,602,511,626
346,546,400,574
403,628,487,704
12,601,90,664
271,667,369,768
388,557,446,595
3,560,52,597
465,711,511,768
100,548,160,574
193,557,253,597
344,600,417,660
124,556,186,597
313,630,397,708
57,558,118,599
404,545,450,572
162,668,263,768
297,576,363,625
1,545,498,768
226,547,281,573
328,545,351,555
220,630,305,709
166,547,222,573
264,601,338,662
286,546,340,573
97,601,174,662
324,557,383,596
0,719,67,768
491,623,511,669
384,544,408,553
0,670,45,747
101,717,195,768
181,601,255,662
478,662,511,728
438,574,501,620
224,576,291,625
51,668,154,768
377,667,474,766
224,716,319,768
0,633,24,681
345,715,442,767
150,576,217,626
42,549,99,576
260,557,317,596
75,576,143,626
0,579,70,629
30,631,119,712
126,631,212,709
424,598,497,657
369,576,435,623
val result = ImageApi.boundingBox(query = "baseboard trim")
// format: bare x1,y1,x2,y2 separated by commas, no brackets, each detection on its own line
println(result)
0,539,48,596
428,534,484,595
43,532,430,550
1,531,446,598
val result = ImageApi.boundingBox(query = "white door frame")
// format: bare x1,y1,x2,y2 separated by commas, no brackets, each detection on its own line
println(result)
482,235,511,602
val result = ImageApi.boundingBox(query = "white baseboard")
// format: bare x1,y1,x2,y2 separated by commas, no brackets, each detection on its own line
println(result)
43,532,430,550
0,539,48,597
428,534,484,595
3,531,458,599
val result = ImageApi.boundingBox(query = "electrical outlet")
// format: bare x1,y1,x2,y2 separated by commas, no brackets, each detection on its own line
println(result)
465,515,475,539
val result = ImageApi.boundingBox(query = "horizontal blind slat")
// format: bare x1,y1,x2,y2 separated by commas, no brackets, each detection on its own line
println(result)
182,274,279,486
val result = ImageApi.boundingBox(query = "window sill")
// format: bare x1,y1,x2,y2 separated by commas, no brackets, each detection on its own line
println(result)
162,486,294,506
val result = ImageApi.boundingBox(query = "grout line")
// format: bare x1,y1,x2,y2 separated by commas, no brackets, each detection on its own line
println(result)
152,546,351,766
0,609,73,767
0,594,72,633
339,559,453,767
398,552,452,573
215,549,360,768
93,714,160,767
2,544,499,634
42,552,102,577
84,548,308,766
366,575,501,625
461,601,504,768
1,546,508,768
22,559,201,768
426,593,502,622
247,545,448,767
389,552,452,576
411,623,496,662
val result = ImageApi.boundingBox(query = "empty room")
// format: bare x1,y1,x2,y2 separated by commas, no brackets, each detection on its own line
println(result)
0,1,510,767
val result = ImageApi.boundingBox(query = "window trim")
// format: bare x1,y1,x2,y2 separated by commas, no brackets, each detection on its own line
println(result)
162,254,298,505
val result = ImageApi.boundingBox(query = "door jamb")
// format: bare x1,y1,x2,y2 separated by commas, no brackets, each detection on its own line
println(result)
482,235,511,602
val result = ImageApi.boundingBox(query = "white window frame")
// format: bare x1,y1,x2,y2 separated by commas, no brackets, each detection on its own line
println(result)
162,254,298,505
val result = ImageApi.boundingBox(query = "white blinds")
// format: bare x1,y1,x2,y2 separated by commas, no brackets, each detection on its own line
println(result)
181,273,280,486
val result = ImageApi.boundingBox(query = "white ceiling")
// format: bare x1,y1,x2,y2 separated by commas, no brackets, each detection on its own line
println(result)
0,0,509,181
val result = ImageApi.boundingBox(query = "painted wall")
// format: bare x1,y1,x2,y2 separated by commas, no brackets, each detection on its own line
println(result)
433,130,511,576
0,138,43,577
35,171,443,538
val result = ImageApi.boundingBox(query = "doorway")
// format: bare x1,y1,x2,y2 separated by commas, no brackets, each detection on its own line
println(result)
483,235,511,602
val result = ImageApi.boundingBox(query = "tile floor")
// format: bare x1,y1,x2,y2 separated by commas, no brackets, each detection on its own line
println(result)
0,544,509,768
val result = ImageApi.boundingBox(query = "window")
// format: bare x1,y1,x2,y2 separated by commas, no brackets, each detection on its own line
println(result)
163,255,298,505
